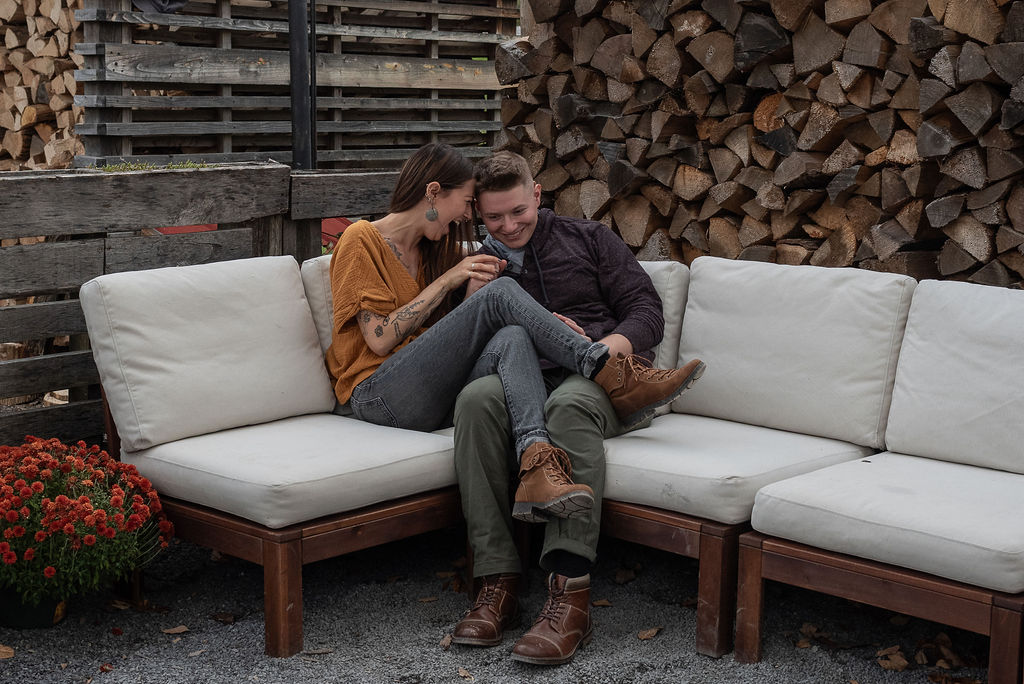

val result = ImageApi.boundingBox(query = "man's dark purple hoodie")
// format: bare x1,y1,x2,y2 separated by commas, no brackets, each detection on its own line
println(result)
478,207,665,360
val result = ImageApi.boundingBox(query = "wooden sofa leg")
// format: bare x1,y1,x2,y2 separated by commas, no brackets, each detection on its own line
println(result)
695,523,739,657
262,538,303,657
734,534,765,663
988,602,1024,684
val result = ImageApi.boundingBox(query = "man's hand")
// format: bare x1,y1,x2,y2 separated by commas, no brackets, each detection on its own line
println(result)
465,259,507,297
597,333,633,358
553,313,590,340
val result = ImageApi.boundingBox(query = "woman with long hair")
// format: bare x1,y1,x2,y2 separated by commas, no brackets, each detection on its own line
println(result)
326,143,701,523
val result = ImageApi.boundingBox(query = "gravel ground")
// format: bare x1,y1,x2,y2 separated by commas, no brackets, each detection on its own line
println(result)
0,528,990,683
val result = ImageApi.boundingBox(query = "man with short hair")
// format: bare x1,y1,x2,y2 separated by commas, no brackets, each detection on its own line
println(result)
450,151,704,665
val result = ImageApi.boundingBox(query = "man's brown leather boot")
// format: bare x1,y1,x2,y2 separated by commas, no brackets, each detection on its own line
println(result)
451,573,521,646
510,573,593,665
593,354,706,429
512,443,594,523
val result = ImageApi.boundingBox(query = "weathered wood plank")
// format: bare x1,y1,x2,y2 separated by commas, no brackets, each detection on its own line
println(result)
75,120,503,137
313,0,519,18
104,228,253,273
0,240,105,298
0,351,98,397
74,9,512,43
290,172,398,220
77,43,500,90
0,300,88,340
74,95,501,110
0,163,290,238
0,400,105,445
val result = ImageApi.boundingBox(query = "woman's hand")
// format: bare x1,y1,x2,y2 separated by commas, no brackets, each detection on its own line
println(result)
553,313,590,341
450,255,505,291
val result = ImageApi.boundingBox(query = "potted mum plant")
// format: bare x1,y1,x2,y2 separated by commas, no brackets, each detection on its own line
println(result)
0,436,174,628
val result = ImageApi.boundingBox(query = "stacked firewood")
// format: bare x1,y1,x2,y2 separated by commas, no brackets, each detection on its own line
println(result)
496,0,1024,287
0,0,84,170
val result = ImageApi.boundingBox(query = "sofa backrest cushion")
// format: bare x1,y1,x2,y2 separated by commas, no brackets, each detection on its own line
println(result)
885,280,1024,473
80,256,336,452
301,255,689,365
301,253,334,353
672,256,916,448
638,260,689,370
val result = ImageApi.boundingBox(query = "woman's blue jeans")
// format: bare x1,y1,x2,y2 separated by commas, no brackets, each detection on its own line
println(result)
349,278,608,457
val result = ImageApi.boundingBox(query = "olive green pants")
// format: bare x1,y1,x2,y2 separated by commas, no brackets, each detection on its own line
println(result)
453,371,631,578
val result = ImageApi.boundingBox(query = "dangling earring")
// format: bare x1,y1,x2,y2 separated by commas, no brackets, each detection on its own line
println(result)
425,195,438,222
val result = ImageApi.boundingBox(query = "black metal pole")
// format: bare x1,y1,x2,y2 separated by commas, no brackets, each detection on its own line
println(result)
288,0,315,170
308,0,318,169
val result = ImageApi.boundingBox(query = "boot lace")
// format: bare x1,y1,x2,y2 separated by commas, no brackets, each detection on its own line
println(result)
536,587,567,623
472,577,502,609
534,444,574,484
620,354,677,382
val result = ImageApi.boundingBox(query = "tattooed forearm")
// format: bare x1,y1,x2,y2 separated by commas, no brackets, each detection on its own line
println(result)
357,289,446,353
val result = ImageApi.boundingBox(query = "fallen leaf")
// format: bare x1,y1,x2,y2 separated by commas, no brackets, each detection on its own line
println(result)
440,634,453,650
171,638,181,644
876,644,902,657
108,599,132,611
0,644,13,659
638,627,662,640
110,627,123,636
877,651,910,672
418,596,438,603
99,663,114,673
592,599,612,607
188,649,206,657
162,625,189,634
615,568,636,585
211,612,236,625
457,666,474,681
936,659,951,669
796,638,812,649
915,649,930,665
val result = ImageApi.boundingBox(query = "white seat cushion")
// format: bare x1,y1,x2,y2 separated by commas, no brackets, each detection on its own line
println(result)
603,413,872,525
125,413,456,529
672,256,915,448
639,260,689,370
752,452,1024,593
81,256,336,452
885,280,1024,474
300,253,334,354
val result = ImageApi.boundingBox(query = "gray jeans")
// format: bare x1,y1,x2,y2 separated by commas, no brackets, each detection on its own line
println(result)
350,278,608,457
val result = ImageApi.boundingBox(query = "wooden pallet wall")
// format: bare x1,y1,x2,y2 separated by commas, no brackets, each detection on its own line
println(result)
73,0,517,168
497,0,1024,288
0,162,291,446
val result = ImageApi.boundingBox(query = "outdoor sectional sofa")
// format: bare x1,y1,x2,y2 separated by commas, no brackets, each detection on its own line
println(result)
78,252,1024,683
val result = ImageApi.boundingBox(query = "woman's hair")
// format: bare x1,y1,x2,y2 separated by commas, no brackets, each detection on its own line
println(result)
390,142,475,321
473,150,533,194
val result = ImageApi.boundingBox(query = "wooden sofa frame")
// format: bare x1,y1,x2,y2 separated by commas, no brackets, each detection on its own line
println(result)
601,500,746,657
735,531,1024,684
104,400,463,657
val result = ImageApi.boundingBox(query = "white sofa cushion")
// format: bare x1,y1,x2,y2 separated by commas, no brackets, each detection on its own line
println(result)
603,413,871,525
300,253,334,354
302,255,689,365
752,452,1024,594
124,413,457,529
81,256,336,452
672,257,915,448
885,280,1024,474
638,260,689,370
